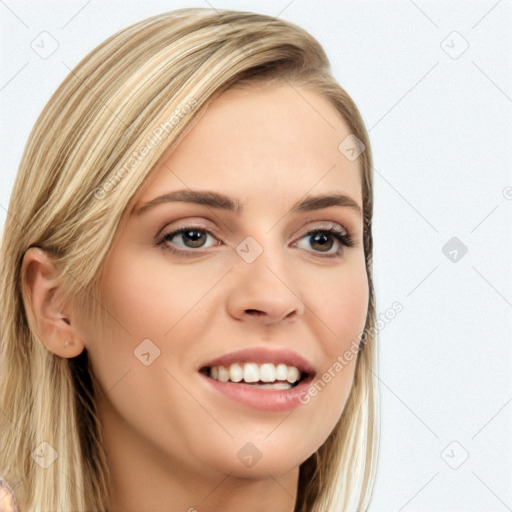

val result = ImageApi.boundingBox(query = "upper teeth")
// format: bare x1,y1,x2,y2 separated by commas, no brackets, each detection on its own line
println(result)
210,363,301,384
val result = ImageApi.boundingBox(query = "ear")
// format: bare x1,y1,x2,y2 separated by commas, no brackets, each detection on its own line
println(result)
21,247,85,358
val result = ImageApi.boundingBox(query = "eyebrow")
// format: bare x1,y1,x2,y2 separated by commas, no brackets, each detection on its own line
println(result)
133,189,363,218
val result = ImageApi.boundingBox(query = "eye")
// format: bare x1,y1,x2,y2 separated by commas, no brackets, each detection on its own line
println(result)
155,222,356,258
156,226,220,256
293,225,355,258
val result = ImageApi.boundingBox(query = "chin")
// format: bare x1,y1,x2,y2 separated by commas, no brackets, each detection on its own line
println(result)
201,438,314,479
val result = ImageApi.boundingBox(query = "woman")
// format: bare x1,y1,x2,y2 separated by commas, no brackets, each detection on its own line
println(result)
0,7,379,512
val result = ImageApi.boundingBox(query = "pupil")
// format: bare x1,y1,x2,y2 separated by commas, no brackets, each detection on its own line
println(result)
184,230,205,248
311,232,333,252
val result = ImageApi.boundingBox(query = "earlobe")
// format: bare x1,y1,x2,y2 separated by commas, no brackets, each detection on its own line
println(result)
21,247,84,358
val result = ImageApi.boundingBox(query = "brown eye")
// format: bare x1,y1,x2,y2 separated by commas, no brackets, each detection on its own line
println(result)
157,226,219,255
294,228,355,258
309,232,335,252
171,229,208,248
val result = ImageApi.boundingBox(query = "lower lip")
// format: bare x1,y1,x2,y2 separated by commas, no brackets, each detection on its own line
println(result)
199,373,314,412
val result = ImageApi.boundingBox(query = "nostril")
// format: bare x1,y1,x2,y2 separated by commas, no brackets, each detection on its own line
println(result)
246,309,264,316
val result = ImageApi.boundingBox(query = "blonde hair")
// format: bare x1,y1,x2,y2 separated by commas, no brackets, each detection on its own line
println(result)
0,8,379,511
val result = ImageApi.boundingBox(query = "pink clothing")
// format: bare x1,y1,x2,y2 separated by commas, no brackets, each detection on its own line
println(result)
0,478,19,512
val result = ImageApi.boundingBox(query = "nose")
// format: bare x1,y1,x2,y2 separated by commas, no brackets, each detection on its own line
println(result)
225,247,305,326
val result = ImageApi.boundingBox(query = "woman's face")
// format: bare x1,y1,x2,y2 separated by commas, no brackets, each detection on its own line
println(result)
79,83,368,484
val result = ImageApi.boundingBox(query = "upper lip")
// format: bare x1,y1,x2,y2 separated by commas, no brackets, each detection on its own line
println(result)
199,346,317,377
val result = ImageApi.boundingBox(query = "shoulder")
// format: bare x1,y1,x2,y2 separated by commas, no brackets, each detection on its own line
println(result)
0,478,20,512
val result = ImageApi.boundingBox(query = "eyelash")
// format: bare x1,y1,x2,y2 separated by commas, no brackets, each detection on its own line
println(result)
155,223,356,259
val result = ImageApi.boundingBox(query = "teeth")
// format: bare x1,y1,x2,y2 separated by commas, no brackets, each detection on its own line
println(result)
218,366,229,382
250,382,292,390
208,362,302,385
260,363,276,382
276,363,288,381
229,363,243,383
243,363,259,383
287,366,300,384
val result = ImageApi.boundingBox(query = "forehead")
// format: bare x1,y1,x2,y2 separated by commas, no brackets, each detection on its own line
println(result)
134,83,362,213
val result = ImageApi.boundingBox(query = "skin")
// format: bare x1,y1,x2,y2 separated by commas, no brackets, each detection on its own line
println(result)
22,83,369,512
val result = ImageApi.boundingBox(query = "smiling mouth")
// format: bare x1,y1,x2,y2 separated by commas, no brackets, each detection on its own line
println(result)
199,362,311,389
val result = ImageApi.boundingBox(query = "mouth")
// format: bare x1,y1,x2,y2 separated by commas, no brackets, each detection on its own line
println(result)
199,362,311,390
197,347,317,412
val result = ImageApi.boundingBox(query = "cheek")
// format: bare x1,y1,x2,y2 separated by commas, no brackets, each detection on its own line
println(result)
301,262,368,423
99,250,210,337
88,250,219,385
315,262,369,349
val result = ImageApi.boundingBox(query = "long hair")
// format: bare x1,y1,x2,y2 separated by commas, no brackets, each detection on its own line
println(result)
0,8,379,511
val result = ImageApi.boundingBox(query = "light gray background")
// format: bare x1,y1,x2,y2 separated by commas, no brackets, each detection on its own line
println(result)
1,1,511,511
